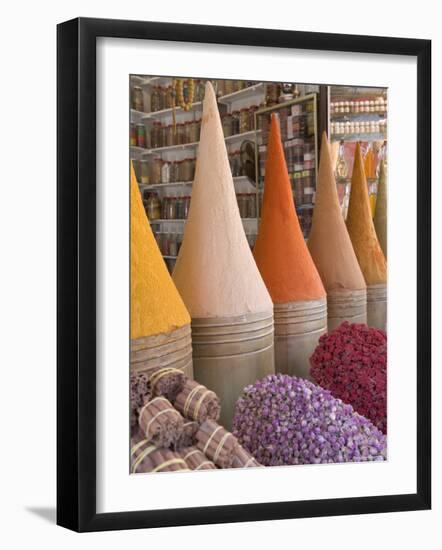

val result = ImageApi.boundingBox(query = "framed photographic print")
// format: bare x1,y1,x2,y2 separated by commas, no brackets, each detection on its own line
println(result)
57,17,431,532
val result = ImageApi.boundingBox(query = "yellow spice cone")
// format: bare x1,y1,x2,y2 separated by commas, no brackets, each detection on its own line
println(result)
130,164,190,340
346,143,387,285
374,160,387,258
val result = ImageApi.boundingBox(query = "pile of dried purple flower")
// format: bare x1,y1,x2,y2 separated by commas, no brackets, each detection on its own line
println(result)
232,374,386,466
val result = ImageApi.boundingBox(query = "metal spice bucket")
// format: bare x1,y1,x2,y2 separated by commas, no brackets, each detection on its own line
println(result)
273,298,327,380
130,324,194,379
327,288,367,331
191,311,275,429
366,283,387,331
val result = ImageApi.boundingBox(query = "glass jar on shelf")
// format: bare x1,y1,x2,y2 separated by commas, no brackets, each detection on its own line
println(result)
165,85,174,109
150,157,162,185
231,111,240,135
237,194,248,218
166,196,177,220
130,122,137,146
188,120,198,143
169,161,179,183
248,106,258,131
168,231,178,257
158,86,167,111
150,122,161,149
248,194,257,218
132,159,141,183
239,109,249,133
161,161,171,184
145,193,161,220
150,86,160,112
183,196,191,218
222,113,232,137
189,157,196,180
183,121,192,144
176,123,184,145
132,86,144,112
140,159,150,185
223,79,234,96
165,124,174,147
181,158,193,182
136,123,146,148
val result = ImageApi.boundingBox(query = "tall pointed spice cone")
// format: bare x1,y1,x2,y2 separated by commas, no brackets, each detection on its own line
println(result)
173,82,274,429
253,114,327,379
364,147,377,216
130,164,193,396
346,144,387,330
308,133,367,330
374,160,387,258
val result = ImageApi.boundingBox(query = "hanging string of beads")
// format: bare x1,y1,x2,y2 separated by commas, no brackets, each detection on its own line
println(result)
172,78,195,135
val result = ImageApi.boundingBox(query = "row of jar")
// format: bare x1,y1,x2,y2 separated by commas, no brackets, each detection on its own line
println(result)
222,107,259,137
144,191,258,221
330,98,387,114
330,120,387,135
132,79,260,114
144,193,191,221
154,231,183,257
132,157,196,185
154,228,257,259
258,140,315,177
129,120,203,151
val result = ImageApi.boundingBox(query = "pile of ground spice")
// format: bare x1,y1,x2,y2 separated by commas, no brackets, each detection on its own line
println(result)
130,165,190,339
253,114,325,303
308,133,366,292
172,82,272,318
374,160,387,258
346,143,387,285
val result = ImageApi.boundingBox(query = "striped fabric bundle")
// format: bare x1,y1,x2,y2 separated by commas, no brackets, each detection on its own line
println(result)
181,446,217,471
195,419,239,469
173,379,221,423
138,396,184,448
131,432,190,474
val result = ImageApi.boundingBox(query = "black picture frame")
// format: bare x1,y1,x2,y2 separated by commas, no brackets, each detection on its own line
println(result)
57,17,431,532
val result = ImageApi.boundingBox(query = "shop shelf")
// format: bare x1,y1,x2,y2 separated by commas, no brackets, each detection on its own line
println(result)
218,83,265,104
130,145,151,156
330,132,387,142
150,219,186,223
140,175,255,191
141,181,193,190
147,141,199,153
141,102,203,120
224,129,261,143
330,111,387,119
130,108,148,122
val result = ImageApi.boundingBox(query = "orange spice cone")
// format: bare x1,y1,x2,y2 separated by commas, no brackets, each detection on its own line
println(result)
130,163,194,389
254,114,327,379
308,133,367,330
172,82,274,428
346,143,387,330
374,160,387,258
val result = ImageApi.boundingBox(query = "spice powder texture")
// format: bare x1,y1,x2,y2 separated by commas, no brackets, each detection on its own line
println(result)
172,82,272,318
308,132,366,292
346,143,387,285
130,165,190,340
373,160,387,258
253,114,325,303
